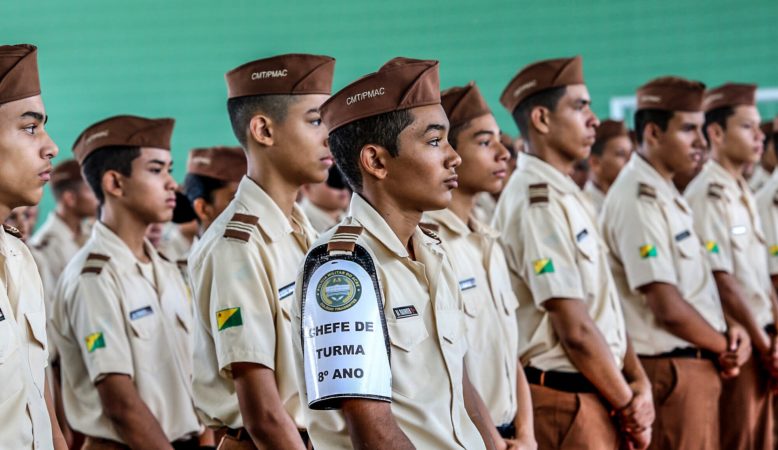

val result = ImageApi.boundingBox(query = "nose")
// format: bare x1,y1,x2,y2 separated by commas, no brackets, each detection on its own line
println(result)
446,141,461,170
589,111,601,129
496,140,510,162
42,132,59,160
694,128,708,149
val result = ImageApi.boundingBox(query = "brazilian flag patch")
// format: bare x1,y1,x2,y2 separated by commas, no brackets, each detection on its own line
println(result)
85,332,105,353
706,241,720,254
639,244,657,259
216,307,243,331
770,245,778,257
533,258,555,275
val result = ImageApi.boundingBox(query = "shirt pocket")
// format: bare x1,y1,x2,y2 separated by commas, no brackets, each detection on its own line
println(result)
0,315,24,405
436,309,468,362
24,311,48,396
386,316,430,398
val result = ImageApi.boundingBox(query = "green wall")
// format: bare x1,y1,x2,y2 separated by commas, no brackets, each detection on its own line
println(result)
3,0,777,218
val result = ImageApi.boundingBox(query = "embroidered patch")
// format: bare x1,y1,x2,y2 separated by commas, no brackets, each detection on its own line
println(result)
529,183,549,205
707,183,724,200
533,258,555,275
706,241,720,254
638,183,656,199
129,305,153,321
639,244,657,259
216,307,243,331
279,282,295,300
393,305,418,319
769,245,778,257
85,332,105,353
674,230,691,242
576,229,589,242
316,270,362,312
458,277,477,291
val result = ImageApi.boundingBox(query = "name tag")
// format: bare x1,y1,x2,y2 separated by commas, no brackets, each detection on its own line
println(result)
129,305,153,321
279,282,295,300
731,225,747,236
675,230,691,242
393,305,418,319
576,228,589,242
458,277,477,291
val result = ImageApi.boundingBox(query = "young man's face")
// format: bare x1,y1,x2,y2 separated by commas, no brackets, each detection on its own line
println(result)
592,135,632,186
72,182,98,219
719,105,764,166
453,114,509,195
546,84,599,162
119,148,177,224
656,111,707,176
269,94,333,185
384,104,461,212
304,181,350,212
0,95,58,210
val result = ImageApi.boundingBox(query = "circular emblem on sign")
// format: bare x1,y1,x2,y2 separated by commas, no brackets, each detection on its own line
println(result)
316,269,362,312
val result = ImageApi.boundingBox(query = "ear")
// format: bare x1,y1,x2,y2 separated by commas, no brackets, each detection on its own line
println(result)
192,197,212,223
530,106,551,135
60,190,77,209
101,170,125,200
705,122,725,147
248,114,274,147
644,122,663,149
359,144,389,183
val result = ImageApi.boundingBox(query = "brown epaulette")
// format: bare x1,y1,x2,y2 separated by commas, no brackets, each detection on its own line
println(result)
176,258,188,270
2,224,22,239
638,182,657,199
81,253,110,275
707,183,724,200
223,213,258,243
327,225,363,253
419,224,441,244
528,183,549,205
418,222,440,233
31,238,49,250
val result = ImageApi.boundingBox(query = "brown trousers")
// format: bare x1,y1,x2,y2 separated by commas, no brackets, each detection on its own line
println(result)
639,357,721,450
81,437,129,450
530,384,620,449
720,351,774,450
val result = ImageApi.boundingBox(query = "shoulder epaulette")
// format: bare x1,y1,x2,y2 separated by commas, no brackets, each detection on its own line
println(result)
707,183,725,200
31,238,49,251
223,213,259,243
420,225,441,244
327,225,363,253
418,222,440,233
638,182,656,199
176,258,188,269
81,253,110,275
528,183,549,205
3,224,22,239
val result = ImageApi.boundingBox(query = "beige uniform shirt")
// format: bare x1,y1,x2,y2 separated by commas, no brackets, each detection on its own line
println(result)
583,180,606,215
492,153,627,372
157,222,193,262
300,197,341,234
188,176,315,429
473,192,498,225
686,160,774,328
293,194,485,450
749,164,771,193
50,221,199,442
424,208,519,426
0,226,52,450
600,156,726,355
756,170,778,276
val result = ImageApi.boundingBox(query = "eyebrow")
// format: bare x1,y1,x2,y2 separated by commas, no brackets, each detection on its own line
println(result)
147,159,172,166
21,111,48,124
423,123,447,134
306,108,320,114
473,130,495,138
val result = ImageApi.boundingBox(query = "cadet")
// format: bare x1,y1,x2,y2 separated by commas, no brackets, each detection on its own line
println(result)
600,76,751,449
685,83,776,450
583,119,632,214
299,166,350,233
292,57,498,449
0,43,67,450
749,119,776,192
50,115,201,449
492,56,654,449
187,53,334,449
424,81,536,446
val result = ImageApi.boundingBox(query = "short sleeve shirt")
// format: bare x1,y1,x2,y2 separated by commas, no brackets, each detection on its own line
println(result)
0,227,52,450
685,160,774,328
600,156,726,355
50,221,199,443
491,153,627,373
755,170,778,276
292,194,486,450
583,180,606,215
188,176,315,429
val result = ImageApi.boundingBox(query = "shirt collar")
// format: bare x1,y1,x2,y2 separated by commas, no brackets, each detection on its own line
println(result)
518,153,581,194
632,154,680,200
233,176,299,242
91,221,163,269
706,159,746,192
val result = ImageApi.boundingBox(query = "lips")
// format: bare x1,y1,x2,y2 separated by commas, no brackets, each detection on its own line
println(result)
493,169,507,179
165,197,176,207
38,168,52,182
444,174,459,189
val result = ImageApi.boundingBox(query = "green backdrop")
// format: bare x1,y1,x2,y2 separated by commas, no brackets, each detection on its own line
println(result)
3,0,778,219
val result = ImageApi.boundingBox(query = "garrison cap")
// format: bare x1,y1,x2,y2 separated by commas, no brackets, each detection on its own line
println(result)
441,82,492,129
50,159,84,188
636,76,706,112
499,56,584,114
225,53,335,99
186,146,246,182
0,44,40,104
703,83,757,112
321,57,440,133
595,119,629,145
73,115,175,164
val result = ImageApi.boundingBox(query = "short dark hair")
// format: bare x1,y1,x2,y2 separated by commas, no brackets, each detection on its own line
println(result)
448,120,472,150
633,109,673,145
51,179,84,201
511,86,566,138
703,106,735,142
328,109,414,192
81,146,141,205
183,173,228,205
227,94,297,147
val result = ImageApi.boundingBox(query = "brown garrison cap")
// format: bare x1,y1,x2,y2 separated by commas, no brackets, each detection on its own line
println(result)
50,159,84,188
73,115,175,164
186,146,246,182
595,119,629,144
225,53,335,99
441,82,492,129
636,76,706,112
703,83,757,112
499,56,583,113
321,57,440,133
0,44,41,104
